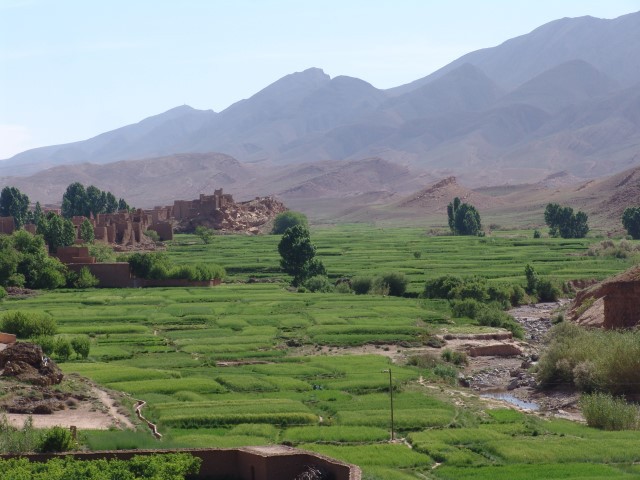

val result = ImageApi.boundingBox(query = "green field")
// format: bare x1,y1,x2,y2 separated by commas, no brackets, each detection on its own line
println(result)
2,225,638,479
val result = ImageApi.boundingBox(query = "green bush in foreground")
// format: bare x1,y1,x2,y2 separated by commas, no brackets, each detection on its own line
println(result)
0,453,201,478
580,393,639,430
0,311,57,338
39,426,75,452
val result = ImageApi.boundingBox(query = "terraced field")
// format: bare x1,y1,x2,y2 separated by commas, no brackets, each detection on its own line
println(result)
2,226,639,479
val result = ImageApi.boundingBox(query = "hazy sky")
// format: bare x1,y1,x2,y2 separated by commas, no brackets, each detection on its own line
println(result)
1,0,639,159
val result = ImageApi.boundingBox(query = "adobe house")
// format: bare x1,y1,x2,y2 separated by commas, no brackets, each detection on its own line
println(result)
1,446,361,480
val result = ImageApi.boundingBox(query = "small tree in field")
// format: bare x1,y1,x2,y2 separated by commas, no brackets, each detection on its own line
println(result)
447,197,482,235
272,211,308,234
278,225,326,286
195,226,214,244
622,207,640,239
544,203,589,238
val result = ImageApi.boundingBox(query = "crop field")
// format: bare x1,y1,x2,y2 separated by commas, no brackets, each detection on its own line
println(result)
2,226,639,478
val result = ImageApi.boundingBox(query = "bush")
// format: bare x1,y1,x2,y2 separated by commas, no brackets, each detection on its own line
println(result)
351,276,372,295
441,348,468,366
145,229,160,242
580,393,639,430
303,275,334,293
537,279,560,302
272,211,308,234
0,311,57,338
376,272,408,297
476,309,524,339
33,335,55,356
0,286,5,301
533,229,541,238
88,243,116,262
74,267,99,288
54,338,73,362
194,226,214,244
423,275,464,299
38,426,75,452
71,336,91,359
334,282,352,294
510,285,526,307
450,298,483,319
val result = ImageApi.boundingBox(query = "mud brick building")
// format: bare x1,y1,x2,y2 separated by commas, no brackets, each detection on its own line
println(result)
0,216,15,235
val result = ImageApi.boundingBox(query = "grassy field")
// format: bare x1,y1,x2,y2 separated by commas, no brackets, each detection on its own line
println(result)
1,225,639,479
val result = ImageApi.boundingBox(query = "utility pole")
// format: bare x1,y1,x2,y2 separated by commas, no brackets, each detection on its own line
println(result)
386,368,395,441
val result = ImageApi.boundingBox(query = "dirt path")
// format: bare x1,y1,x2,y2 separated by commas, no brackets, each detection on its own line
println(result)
6,387,135,430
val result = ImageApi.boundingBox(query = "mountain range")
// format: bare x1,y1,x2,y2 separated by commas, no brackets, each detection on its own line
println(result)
2,10,640,228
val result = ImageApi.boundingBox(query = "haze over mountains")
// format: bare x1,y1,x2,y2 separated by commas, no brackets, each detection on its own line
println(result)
2,10,640,226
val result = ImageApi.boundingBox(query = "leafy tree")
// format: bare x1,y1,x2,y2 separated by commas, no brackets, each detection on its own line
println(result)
0,186,29,229
54,337,72,361
195,225,214,244
0,230,67,289
278,225,326,286
524,263,538,294
544,203,589,238
32,201,43,226
71,336,90,359
79,219,95,244
622,207,640,239
272,211,309,234
61,182,88,218
38,212,75,253
105,192,118,213
86,185,106,217
117,198,130,212
447,197,481,235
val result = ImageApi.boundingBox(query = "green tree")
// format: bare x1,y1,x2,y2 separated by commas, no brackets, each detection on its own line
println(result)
73,266,99,288
79,219,95,244
38,213,76,253
544,203,589,239
272,211,308,234
61,182,88,218
195,225,214,244
117,198,130,212
524,263,538,294
622,207,640,239
32,201,43,226
278,225,326,286
105,192,118,213
447,197,481,235
0,186,30,229
86,185,106,217
70,336,91,359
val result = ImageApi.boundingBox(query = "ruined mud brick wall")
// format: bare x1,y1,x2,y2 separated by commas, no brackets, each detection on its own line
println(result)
0,333,17,344
0,447,360,480
0,216,15,235
66,263,133,288
149,221,173,241
55,246,96,264
602,281,640,329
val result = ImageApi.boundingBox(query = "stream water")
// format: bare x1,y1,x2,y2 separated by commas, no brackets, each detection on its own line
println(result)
481,392,540,411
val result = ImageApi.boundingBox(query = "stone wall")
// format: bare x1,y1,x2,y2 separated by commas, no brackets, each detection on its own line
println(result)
0,446,361,480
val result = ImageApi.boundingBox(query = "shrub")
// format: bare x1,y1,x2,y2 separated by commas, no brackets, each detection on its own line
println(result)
434,364,459,385
0,311,57,338
537,279,560,302
54,338,73,362
524,264,538,294
423,275,464,299
74,267,99,288
351,276,372,295
510,285,526,306
33,335,55,356
38,426,75,452
450,298,483,319
369,277,390,296
533,229,541,238
334,282,352,294
194,226,214,244
0,286,5,301
476,309,524,339
303,275,334,293
272,211,308,234
88,243,116,262
145,229,160,242
71,336,91,359
376,272,408,297
407,353,441,368
0,415,41,454
580,393,639,430
441,348,468,366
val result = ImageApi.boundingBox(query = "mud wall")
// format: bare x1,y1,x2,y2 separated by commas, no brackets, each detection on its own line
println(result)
0,447,360,480
602,282,640,329
0,216,15,235
66,263,132,288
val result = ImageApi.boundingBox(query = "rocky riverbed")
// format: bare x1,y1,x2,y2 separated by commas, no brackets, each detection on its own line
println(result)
463,300,581,416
